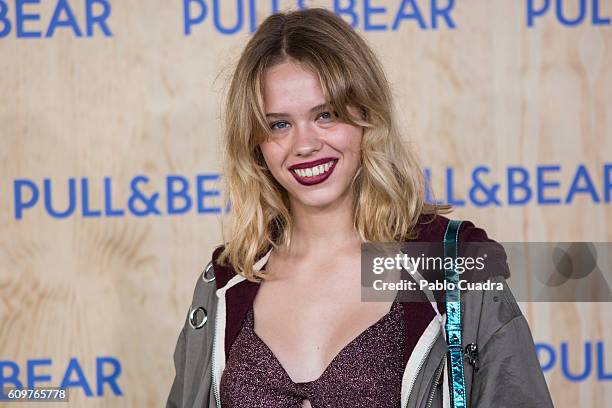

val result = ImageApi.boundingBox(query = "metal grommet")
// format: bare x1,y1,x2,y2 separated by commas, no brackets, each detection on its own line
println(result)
188,306,208,329
202,261,215,283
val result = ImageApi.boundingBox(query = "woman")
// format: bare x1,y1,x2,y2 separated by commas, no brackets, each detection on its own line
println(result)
167,7,553,408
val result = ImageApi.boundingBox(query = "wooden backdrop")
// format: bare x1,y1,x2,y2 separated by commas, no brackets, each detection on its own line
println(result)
1,0,610,406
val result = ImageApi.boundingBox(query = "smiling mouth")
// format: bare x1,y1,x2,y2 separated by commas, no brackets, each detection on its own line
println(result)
289,159,338,186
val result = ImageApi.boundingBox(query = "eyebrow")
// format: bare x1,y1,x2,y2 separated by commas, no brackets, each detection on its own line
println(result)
265,103,329,119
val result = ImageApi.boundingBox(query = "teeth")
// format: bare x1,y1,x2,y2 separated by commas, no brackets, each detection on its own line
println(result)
292,160,335,178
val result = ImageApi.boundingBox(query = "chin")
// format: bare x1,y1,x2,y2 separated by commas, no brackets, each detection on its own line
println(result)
289,186,351,209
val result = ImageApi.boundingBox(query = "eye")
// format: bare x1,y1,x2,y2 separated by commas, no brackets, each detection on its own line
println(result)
270,121,290,130
317,111,336,122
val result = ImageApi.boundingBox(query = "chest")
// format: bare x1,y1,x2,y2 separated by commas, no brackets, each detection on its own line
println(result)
251,258,398,383
221,289,406,408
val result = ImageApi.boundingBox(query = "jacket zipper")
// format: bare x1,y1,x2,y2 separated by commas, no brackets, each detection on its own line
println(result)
425,355,446,408
211,307,221,407
404,322,442,408
210,275,247,408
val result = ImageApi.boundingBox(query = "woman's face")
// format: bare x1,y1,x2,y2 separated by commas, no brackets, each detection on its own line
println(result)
259,60,363,210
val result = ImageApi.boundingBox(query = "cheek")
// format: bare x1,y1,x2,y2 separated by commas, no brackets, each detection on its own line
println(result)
259,142,287,174
333,125,363,157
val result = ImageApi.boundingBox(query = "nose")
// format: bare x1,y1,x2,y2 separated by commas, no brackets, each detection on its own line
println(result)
292,122,323,157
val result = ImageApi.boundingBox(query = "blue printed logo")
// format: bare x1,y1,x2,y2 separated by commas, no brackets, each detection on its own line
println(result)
536,341,612,382
527,0,610,27
424,163,612,207
0,357,122,399
182,0,458,36
0,0,112,38
12,174,228,220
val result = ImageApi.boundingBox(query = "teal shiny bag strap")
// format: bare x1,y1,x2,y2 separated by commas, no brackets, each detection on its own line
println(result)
444,219,466,408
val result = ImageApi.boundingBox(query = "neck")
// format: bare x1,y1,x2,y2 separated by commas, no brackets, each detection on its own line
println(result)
283,191,361,258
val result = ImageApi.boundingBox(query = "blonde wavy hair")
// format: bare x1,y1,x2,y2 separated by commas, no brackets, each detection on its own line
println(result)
217,7,450,281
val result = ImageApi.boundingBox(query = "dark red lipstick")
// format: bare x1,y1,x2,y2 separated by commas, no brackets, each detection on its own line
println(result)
288,157,338,186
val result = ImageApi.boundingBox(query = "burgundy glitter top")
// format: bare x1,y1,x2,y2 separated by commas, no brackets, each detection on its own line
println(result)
220,298,405,407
